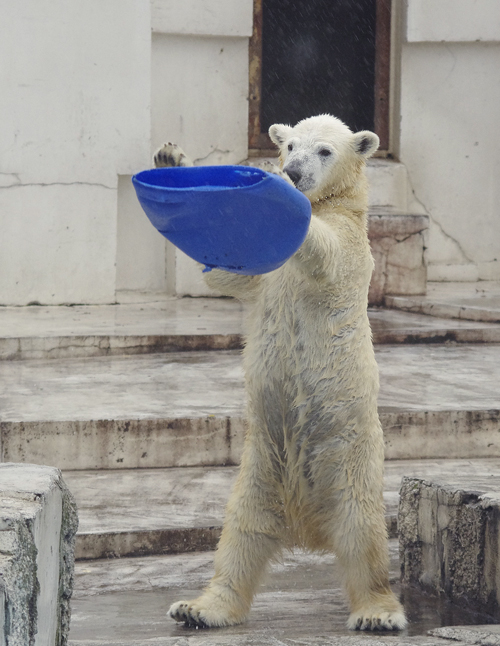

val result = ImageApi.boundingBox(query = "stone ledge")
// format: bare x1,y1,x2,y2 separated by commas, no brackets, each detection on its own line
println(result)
2,409,500,471
0,333,243,362
369,211,429,239
151,0,253,37
368,212,429,306
0,463,78,646
399,475,500,620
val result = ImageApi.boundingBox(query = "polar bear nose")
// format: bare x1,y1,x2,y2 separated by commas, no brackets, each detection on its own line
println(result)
285,168,302,186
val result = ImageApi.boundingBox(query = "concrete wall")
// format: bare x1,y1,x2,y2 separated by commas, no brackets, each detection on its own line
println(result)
151,0,253,297
0,0,151,305
0,0,253,304
400,0,500,281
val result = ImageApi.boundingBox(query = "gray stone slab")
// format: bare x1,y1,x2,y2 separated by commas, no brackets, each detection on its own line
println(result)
0,351,246,422
2,345,499,424
1,345,499,469
386,281,500,323
368,213,428,306
381,409,500,461
3,409,500,470
67,633,472,646
0,417,246,470
69,542,395,642
2,298,500,362
368,309,500,344
63,464,393,558
399,473,500,620
430,626,500,644
0,298,245,361
0,298,245,340
64,458,500,560
0,463,78,646
67,637,464,646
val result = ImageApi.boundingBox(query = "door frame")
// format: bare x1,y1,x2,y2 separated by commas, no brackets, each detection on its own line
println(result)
248,0,393,155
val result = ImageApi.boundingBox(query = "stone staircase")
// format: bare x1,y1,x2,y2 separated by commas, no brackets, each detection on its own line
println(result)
1,290,500,644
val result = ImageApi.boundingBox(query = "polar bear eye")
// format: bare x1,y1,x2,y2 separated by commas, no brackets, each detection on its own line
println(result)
288,143,293,151
319,148,332,157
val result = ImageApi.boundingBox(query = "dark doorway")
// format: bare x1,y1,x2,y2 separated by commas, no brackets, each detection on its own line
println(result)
249,0,390,151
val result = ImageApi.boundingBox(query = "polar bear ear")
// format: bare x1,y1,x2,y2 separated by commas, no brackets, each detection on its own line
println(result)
352,131,380,158
269,123,292,148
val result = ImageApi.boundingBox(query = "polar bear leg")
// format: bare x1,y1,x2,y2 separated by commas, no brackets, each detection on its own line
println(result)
331,500,407,631
169,440,283,627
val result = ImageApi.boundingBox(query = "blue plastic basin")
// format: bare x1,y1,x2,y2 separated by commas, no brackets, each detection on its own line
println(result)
131,166,311,275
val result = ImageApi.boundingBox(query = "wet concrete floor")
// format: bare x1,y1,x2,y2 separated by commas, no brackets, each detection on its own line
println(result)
69,541,494,643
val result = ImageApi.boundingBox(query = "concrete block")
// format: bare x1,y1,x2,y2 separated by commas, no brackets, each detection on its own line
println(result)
399,475,500,619
0,463,78,645
368,212,429,305
366,159,409,211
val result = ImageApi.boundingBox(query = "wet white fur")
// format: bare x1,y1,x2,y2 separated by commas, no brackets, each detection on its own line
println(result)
158,115,407,631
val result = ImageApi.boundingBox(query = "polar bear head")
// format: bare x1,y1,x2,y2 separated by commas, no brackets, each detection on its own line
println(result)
269,114,379,202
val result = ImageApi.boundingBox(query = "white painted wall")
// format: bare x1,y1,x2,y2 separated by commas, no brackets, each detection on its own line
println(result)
400,1,500,281
0,0,253,303
116,175,167,294
151,0,253,296
0,0,151,305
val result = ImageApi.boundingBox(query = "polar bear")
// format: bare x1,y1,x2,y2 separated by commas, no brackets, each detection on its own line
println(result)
155,115,407,631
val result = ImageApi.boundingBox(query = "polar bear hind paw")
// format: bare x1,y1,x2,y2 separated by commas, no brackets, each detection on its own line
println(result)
168,597,245,628
153,143,192,168
347,609,408,631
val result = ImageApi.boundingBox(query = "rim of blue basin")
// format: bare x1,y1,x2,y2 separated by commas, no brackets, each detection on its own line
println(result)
132,165,311,275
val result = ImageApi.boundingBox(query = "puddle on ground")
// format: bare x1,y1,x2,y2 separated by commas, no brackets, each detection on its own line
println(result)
400,584,495,636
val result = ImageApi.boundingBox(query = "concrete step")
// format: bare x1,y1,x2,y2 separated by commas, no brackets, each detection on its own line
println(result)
0,297,245,361
66,458,500,561
2,299,500,361
1,345,499,470
387,281,500,323
68,539,497,644
69,540,402,644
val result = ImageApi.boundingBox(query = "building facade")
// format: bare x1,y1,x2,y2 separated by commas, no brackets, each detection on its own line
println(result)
0,0,498,304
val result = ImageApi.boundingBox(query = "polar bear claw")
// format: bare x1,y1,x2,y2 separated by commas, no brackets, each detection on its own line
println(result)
168,594,246,628
153,142,193,168
348,609,408,631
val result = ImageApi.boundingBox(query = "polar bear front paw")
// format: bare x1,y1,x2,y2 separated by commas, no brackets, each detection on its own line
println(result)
169,600,209,628
168,594,247,628
153,143,193,168
256,160,295,187
347,608,407,631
